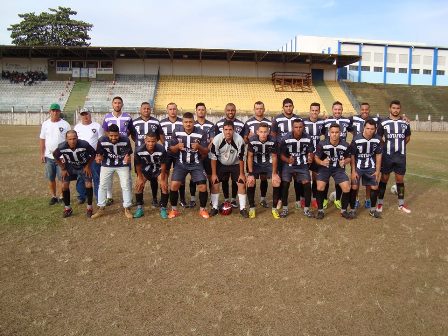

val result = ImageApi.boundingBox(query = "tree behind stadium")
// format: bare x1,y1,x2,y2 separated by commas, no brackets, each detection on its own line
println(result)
8,7,93,46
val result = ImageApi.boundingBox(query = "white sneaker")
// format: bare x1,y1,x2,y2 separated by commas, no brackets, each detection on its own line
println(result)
376,204,383,213
398,204,411,214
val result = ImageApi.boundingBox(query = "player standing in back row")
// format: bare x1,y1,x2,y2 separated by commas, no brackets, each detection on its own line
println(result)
376,100,412,214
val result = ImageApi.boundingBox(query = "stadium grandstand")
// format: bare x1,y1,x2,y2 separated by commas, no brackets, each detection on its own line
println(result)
0,45,360,124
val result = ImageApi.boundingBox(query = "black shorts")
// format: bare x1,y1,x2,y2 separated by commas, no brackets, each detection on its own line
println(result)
381,153,406,175
64,166,92,183
217,163,241,183
142,170,161,181
281,164,311,182
352,168,377,187
316,166,349,184
253,163,273,179
165,153,178,171
203,157,212,176
309,161,319,173
171,162,207,183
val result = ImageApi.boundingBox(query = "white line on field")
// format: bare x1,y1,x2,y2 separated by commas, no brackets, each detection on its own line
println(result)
408,172,448,182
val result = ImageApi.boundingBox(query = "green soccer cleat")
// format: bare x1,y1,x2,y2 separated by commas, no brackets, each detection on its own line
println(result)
160,207,168,219
133,208,144,218
249,208,256,219
334,199,342,210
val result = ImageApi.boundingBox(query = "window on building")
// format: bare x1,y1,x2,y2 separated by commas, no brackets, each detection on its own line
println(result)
438,56,446,66
386,67,395,73
398,68,408,74
387,53,396,63
436,70,445,75
362,52,371,62
374,53,383,62
399,54,408,64
72,61,84,68
100,61,113,68
56,60,70,68
412,55,421,65
361,66,370,71
423,56,433,66
349,65,359,71
374,66,383,72
423,69,432,75
411,69,420,74
86,61,98,69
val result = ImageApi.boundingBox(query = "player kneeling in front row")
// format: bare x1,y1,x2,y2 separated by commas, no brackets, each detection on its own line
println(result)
209,120,249,218
53,130,96,218
314,123,353,220
246,123,281,219
133,132,169,219
349,119,382,219
91,124,133,219
279,118,315,218
168,112,210,219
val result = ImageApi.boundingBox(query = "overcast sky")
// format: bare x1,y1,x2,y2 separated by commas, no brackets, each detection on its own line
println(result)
1,0,448,50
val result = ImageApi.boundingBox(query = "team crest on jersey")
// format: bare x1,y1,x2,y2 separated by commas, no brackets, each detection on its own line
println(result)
92,129,97,133
401,124,408,133
230,150,235,154
59,127,64,133
151,125,157,131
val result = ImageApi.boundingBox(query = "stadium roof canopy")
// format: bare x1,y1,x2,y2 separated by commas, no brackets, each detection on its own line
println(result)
0,45,359,68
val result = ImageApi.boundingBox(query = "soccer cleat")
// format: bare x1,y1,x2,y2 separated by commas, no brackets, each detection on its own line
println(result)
271,209,280,219
160,207,168,219
133,208,144,218
86,209,93,218
259,200,269,208
249,208,256,218
179,200,187,208
231,200,238,208
304,209,314,218
376,204,383,213
209,208,219,217
63,208,73,218
364,199,371,209
78,198,86,205
398,204,411,214
334,200,342,210
239,209,249,218
91,207,105,219
49,197,58,205
151,199,159,208
279,208,289,218
124,208,133,219
105,198,114,206
354,199,360,209
188,200,197,208
58,197,64,204
349,210,357,219
168,209,181,218
316,211,325,220
340,210,352,220
199,209,210,219
323,199,328,209
311,199,318,209
369,209,381,218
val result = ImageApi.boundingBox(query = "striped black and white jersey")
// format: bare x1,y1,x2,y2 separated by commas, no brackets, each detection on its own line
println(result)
132,116,164,147
242,117,273,137
350,134,382,169
160,117,183,153
271,113,300,139
170,128,208,164
247,135,277,165
315,139,351,168
279,133,314,167
322,117,352,142
350,115,379,137
377,118,411,155
194,119,215,143
209,132,245,166
96,135,133,167
134,143,166,175
214,118,245,136
53,139,95,170
303,118,325,150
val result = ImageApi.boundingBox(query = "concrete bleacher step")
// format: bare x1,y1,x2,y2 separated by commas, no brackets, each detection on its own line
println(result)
64,81,91,122
313,81,334,116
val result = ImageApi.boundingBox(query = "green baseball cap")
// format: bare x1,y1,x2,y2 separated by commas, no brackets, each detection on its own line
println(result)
50,103,61,110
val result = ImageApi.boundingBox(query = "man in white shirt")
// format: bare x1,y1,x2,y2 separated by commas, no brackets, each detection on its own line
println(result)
39,103,71,205
74,108,104,203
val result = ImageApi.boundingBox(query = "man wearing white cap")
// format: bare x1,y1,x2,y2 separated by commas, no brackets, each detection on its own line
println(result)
74,108,103,202
39,103,71,205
